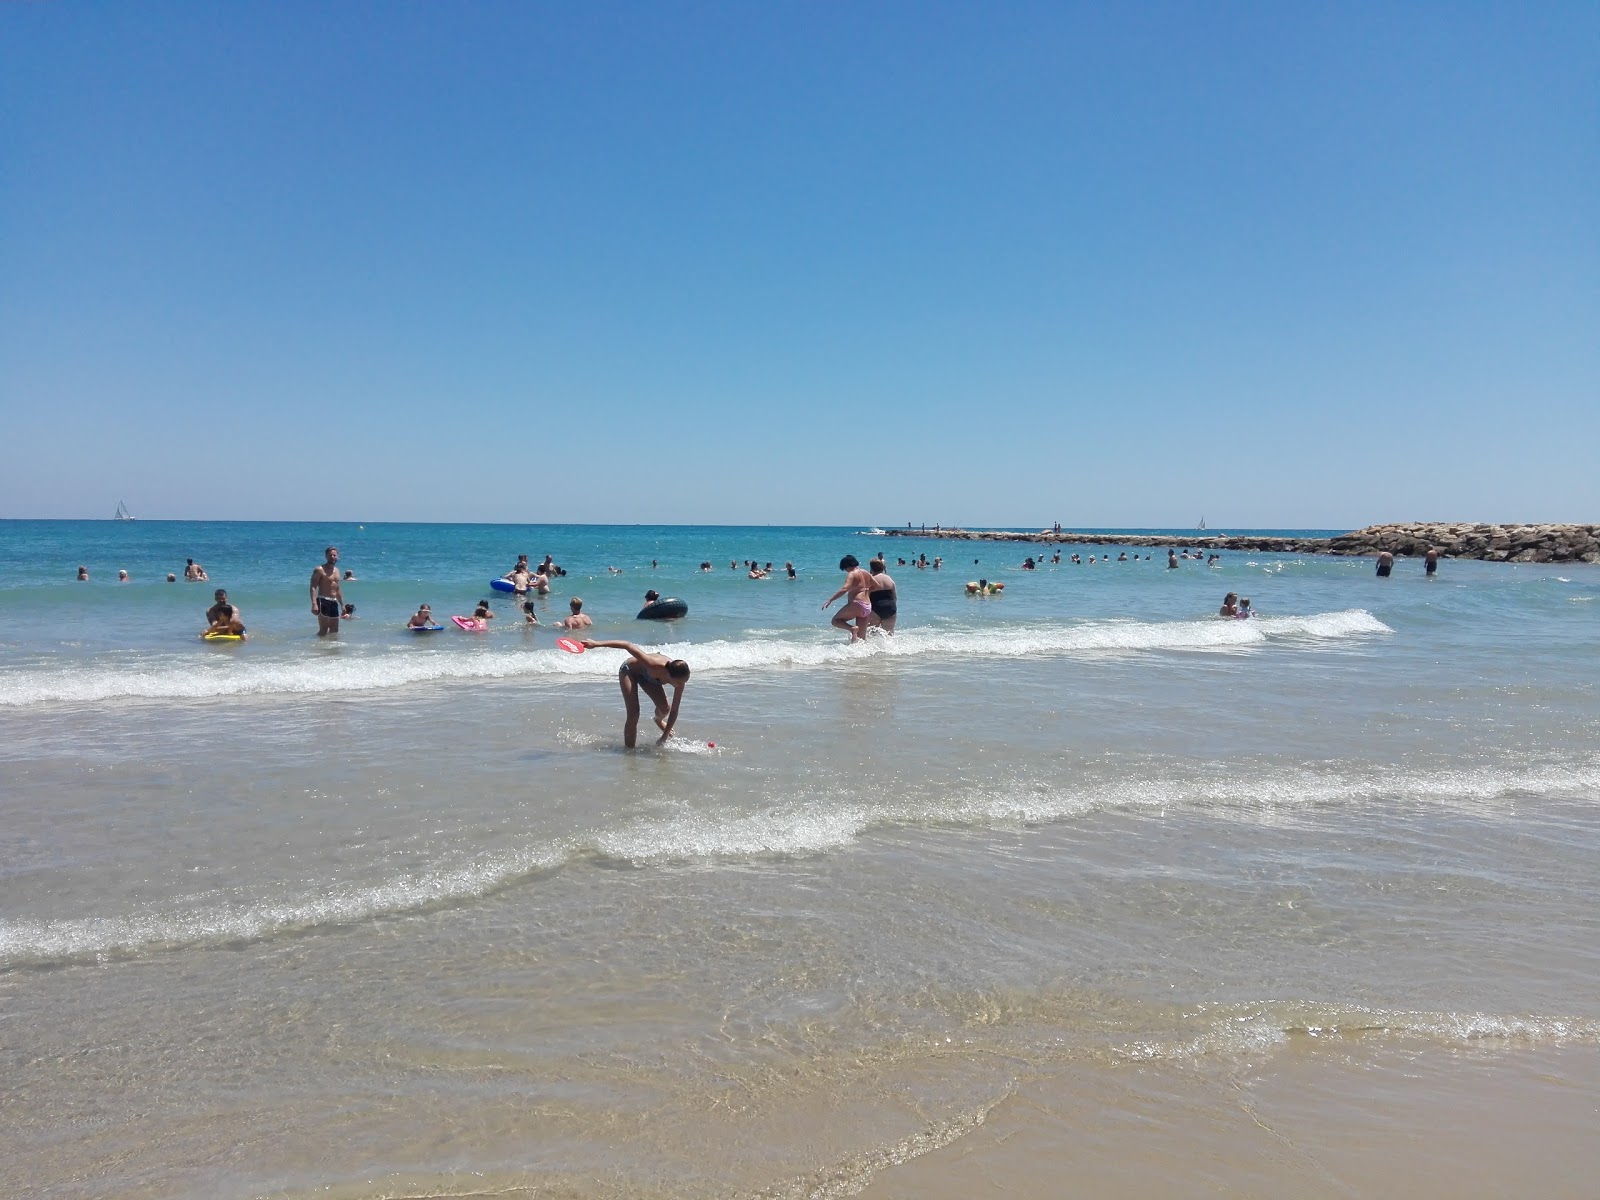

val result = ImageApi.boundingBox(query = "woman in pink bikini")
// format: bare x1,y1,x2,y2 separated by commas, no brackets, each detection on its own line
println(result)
823,555,876,642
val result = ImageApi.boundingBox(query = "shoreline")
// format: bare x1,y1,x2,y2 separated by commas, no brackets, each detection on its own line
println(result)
884,522,1600,564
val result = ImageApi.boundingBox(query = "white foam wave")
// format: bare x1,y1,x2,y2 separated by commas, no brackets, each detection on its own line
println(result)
1116,1002,1600,1062
0,610,1391,708
2,748,1590,968
0,844,566,968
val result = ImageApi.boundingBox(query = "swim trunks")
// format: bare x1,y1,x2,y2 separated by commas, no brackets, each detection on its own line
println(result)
1425,562,1437,575
317,596,340,619
622,662,658,689
1376,564,1392,578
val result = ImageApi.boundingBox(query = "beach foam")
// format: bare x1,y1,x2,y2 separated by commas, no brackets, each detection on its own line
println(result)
0,609,1391,707
3,748,1586,969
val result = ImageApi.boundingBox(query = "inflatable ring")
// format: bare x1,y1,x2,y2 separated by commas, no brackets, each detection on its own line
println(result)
637,598,689,620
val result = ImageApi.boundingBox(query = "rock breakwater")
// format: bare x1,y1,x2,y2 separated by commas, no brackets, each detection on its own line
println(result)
883,523,1600,563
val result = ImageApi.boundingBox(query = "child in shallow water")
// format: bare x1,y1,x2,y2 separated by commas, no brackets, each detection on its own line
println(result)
408,604,435,628
473,599,495,621
1237,597,1253,618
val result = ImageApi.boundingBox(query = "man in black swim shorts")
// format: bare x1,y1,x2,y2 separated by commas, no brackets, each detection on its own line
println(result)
310,546,343,636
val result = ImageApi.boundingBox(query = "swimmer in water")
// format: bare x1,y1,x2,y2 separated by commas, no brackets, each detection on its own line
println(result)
823,555,875,642
556,597,592,629
1220,592,1239,617
408,603,436,628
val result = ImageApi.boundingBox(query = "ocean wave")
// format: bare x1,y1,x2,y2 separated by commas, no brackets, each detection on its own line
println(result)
0,609,1391,707
1115,1000,1600,1061
4,748,1589,970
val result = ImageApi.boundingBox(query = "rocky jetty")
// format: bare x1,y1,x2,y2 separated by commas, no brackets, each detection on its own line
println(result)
883,523,1599,563
1325,523,1600,563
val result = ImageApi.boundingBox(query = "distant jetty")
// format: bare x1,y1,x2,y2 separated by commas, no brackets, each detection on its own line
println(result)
883,523,1600,564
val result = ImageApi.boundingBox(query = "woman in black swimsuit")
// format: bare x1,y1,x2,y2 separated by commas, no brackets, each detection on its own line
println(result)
867,557,898,635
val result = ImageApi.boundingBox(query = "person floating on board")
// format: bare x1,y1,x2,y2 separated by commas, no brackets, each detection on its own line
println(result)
203,604,246,639
581,639,690,748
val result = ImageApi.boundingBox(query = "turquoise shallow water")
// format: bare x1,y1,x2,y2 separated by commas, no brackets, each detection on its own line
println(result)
2,520,1598,1197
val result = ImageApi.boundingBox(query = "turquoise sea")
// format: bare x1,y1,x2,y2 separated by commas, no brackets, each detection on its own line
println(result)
3,520,1598,1197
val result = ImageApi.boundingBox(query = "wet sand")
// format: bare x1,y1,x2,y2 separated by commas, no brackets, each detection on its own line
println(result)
858,1043,1600,1198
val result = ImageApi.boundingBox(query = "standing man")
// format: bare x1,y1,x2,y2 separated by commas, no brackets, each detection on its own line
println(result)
310,546,343,636
1376,550,1395,578
1424,547,1439,577
581,638,690,747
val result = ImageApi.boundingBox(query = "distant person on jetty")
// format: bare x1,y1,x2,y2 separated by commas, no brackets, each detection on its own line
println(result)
184,559,208,581
823,555,876,642
868,557,898,634
310,546,343,636
1376,550,1395,578
556,598,592,629
1425,548,1439,577
581,638,690,748
408,603,436,629
1220,592,1239,616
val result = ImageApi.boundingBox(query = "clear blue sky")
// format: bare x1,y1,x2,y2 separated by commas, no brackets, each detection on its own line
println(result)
3,2,1595,527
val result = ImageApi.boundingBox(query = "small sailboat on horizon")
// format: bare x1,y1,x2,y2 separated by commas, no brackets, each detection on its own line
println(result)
113,500,135,521
1197,516,1206,530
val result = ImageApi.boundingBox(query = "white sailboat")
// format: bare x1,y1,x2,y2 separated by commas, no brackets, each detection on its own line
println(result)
1197,516,1206,530
113,500,135,521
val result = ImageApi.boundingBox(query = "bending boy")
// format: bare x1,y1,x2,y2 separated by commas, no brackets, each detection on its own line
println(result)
582,639,691,747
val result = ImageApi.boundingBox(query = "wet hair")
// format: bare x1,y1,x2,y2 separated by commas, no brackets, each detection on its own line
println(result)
644,590,660,603
666,659,690,680
215,604,233,619
522,601,535,614
1224,592,1237,603
839,555,860,571
569,597,583,610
